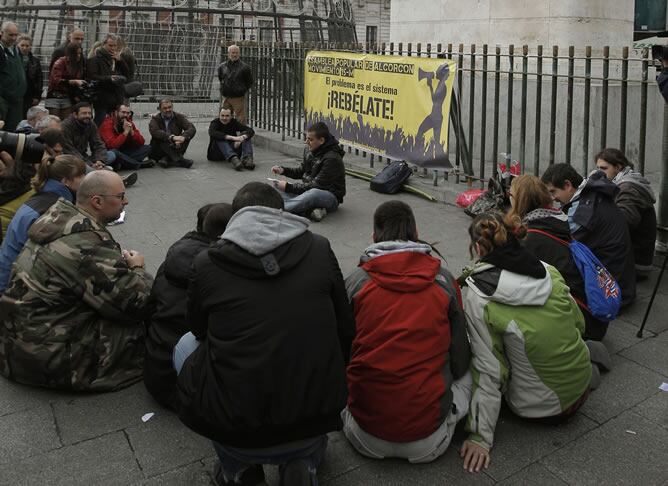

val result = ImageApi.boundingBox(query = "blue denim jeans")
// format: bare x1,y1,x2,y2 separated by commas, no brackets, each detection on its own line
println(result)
217,139,253,160
281,188,339,216
172,332,328,485
112,145,152,170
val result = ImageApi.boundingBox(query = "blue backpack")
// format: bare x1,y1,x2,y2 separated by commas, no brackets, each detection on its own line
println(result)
528,229,621,321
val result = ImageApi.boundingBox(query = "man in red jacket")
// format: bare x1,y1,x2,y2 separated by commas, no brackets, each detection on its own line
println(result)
342,200,472,464
99,104,154,170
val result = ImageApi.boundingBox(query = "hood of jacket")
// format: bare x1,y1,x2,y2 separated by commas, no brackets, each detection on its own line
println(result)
466,261,553,307
613,167,656,203
523,208,571,241
312,134,345,159
163,231,211,284
572,169,619,203
210,206,312,278
359,241,440,293
27,198,108,245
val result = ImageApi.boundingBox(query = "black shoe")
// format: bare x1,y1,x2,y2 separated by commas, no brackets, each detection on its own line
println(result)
156,157,170,168
230,156,243,171
141,158,156,168
241,155,255,170
177,158,194,169
213,461,265,486
279,460,311,486
122,172,138,188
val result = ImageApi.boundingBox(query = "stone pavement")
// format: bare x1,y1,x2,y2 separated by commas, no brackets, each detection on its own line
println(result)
1,127,668,485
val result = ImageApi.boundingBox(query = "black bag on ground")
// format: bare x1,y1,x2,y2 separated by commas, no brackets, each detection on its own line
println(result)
464,174,511,218
370,160,412,194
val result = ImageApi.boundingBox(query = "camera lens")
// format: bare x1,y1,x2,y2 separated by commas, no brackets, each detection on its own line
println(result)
0,131,46,166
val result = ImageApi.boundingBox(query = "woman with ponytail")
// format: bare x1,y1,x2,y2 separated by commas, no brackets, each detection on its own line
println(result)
0,155,86,292
507,175,608,340
459,212,607,475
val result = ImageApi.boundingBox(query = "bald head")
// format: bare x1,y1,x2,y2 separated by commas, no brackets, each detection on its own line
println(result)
77,170,122,202
76,171,127,224
68,28,85,46
1,22,19,47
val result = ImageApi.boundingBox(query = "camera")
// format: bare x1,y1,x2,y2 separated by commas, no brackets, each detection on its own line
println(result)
0,131,46,165
651,45,668,63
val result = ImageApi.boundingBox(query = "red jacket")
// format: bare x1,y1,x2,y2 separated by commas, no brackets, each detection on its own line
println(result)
48,57,84,98
345,244,470,442
98,116,145,150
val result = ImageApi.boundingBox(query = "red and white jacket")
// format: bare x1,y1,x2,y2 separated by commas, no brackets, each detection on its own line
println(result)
344,241,471,442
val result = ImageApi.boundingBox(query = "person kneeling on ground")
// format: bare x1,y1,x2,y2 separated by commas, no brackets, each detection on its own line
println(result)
0,171,152,391
175,182,354,486
460,213,610,474
342,200,471,464
148,99,196,169
207,108,254,170
507,175,609,341
595,148,657,280
270,122,345,222
99,104,155,170
0,154,86,293
144,203,233,410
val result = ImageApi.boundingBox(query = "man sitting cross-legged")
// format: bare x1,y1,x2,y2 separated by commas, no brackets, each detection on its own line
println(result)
144,202,233,410
99,104,155,170
175,182,354,486
207,107,255,171
342,200,472,464
0,170,153,391
270,122,345,222
148,99,196,169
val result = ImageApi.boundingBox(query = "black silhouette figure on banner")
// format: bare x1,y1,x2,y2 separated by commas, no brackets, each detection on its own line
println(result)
415,63,450,163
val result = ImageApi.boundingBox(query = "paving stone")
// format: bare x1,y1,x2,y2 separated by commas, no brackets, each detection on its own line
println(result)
602,318,655,355
542,411,668,485
620,331,668,378
142,460,213,485
632,392,668,430
479,410,598,481
0,432,141,485
0,405,61,464
616,294,668,334
125,412,213,477
497,463,568,485
580,355,668,424
52,383,158,445
0,377,60,417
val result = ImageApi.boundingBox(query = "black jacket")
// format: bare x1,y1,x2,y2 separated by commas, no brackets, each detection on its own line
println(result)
177,207,354,448
658,68,668,105
148,112,197,144
144,231,212,410
86,48,129,109
282,135,347,203
565,171,636,306
207,118,255,161
218,59,253,98
522,210,608,340
23,52,43,102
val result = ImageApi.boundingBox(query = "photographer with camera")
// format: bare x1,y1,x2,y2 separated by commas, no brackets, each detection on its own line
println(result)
99,104,153,170
0,22,27,132
87,34,130,126
655,45,668,104
45,43,87,121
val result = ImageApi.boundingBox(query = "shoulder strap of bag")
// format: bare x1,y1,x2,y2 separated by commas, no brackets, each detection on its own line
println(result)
526,228,570,247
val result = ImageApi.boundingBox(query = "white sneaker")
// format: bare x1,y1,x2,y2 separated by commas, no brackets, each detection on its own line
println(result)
309,208,327,222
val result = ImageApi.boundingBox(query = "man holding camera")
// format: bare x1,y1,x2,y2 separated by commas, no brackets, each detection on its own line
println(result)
99,104,153,170
87,34,130,126
0,22,27,132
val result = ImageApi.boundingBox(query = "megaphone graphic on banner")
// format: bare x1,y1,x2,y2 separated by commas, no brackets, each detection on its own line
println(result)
418,67,434,83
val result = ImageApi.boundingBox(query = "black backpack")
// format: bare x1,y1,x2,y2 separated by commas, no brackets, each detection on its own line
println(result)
370,161,412,194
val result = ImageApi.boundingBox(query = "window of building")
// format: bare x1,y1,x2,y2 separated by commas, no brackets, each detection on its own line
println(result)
258,19,274,42
366,25,377,45
222,17,235,41
635,0,667,33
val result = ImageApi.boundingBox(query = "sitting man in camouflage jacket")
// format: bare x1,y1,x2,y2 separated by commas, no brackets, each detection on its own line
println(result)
0,170,152,391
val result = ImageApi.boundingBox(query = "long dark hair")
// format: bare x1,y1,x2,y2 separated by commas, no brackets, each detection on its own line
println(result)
65,42,83,76
595,148,634,171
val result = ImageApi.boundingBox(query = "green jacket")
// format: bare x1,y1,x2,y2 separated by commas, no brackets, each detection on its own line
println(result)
463,262,591,450
0,44,27,100
0,199,153,391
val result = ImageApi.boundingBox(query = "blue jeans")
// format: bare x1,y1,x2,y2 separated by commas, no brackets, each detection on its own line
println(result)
112,145,151,170
217,139,253,160
172,332,327,485
281,188,339,216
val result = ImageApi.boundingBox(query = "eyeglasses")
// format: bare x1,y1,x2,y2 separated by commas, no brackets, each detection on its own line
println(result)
93,192,126,200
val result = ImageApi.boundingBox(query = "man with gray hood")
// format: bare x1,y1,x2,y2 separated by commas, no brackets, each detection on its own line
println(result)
174,181,354,486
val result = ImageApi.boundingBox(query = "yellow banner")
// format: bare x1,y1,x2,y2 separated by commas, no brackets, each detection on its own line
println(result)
304,51,456,168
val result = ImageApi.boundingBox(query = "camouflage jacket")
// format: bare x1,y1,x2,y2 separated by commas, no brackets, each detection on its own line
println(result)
0,199,153,391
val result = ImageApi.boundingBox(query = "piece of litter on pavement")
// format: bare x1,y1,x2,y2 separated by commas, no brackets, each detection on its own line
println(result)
659,382,668,392
625,430,637,435
108,210,126,226
141,412,155,422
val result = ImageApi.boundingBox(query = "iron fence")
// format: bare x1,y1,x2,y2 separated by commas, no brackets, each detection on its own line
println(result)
244,42,663,185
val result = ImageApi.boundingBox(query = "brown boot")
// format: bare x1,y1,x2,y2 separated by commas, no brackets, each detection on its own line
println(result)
241,155,255,170
230,156,243,171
